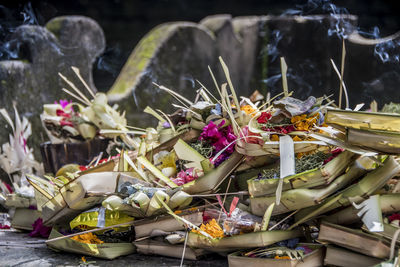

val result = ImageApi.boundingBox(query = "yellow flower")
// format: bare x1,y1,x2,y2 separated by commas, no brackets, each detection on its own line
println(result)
292,136,302,141
271,134,279,141
275,255,291,260
192,218,224,238
292,113,319,131
71,232,104,244
241,105,256,116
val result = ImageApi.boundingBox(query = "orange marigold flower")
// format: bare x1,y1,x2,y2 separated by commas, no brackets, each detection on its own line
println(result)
71,232,104,244
275,255,291,260
191,218,224,238
270,134,279,141
292,136,302,141
240,105,256,116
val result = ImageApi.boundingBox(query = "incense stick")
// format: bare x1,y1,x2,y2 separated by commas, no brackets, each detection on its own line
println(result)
339,39,346,109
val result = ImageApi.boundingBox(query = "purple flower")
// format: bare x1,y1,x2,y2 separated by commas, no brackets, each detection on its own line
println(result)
200,121,222,141
162,122,171,128
200,120,237,166
29,218,52,238
54,99,71,110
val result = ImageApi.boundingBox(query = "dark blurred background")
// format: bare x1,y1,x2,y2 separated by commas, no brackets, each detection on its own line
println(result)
1,0,400,91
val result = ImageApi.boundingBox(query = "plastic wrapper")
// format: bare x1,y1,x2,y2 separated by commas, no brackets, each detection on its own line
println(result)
203,208,262,236
69,207,134,231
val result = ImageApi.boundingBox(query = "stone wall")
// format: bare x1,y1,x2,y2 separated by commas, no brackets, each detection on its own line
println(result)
0,16,105,159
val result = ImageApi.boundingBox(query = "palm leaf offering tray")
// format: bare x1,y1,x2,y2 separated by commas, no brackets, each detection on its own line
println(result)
228,243,324,267
1,57,400,267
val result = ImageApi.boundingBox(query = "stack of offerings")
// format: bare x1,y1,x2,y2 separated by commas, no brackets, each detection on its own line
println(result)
19,58,400,266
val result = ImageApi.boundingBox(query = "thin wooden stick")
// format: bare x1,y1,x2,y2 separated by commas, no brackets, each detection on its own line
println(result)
196,79,219,103
330,59,349,109
180,231,189,267
190,191,248,198
46,220,140,243
94,152,103,167
62,88,88,105
280,57,289,97
71,66,96,98
269,210,299,231
58,73,91,104
217,176,233,223
338,39,346,109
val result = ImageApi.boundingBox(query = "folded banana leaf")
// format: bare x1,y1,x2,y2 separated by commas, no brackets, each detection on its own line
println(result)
293,156,400,228
236,140,321,157
78,129,200,176
40,172,148,225
250,156,372,216
182,151,244,194
102,188,193,218
248,151,355,197
363,223,400,245
3,194,36,209
325,109,400,132
46,228,135,259
228,243,324,267
325,194,400,225
134,210,203,239
11,208,41,231
134,239,209,260
317,221,391,259
346,128,400,154
324,245,382,267
187,229,302,252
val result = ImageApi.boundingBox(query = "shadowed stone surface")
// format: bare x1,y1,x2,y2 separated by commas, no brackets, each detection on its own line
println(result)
108,14,400,128
0,16,105,158
0,230,228,267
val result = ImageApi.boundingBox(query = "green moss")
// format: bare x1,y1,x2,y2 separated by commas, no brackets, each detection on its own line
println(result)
382,102,400,114
107,23,177,98
46,18,63,39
